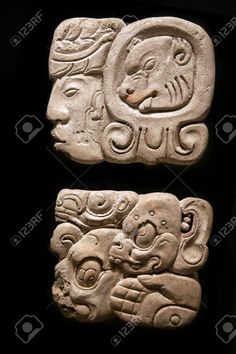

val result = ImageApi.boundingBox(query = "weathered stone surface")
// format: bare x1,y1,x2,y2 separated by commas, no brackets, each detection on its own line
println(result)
51,189,213,328
47,17,215,165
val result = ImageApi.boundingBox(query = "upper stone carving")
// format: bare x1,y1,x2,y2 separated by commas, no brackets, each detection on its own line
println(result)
47,17,215,164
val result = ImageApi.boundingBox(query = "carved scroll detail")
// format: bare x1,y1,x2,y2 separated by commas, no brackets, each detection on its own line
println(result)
101,122,140,161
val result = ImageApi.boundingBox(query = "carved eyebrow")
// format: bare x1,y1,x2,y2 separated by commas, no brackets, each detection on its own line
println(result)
50,63,74,80
127,64,140,75
64,77,85,84
61,77,86,90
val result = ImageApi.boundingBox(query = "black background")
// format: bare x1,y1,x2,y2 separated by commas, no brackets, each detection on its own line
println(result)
5,0,236,352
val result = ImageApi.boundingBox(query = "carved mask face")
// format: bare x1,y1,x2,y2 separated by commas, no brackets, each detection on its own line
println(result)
52,228,123,322
118,36,195,113
47,74,104,162
109,193,182,274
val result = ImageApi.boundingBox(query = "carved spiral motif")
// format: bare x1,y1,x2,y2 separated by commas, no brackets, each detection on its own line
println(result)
87,192,114,216
172,124,208,163
51,223,82,259
174,48,190,65
102,122,138,160
172,38,192,66
76,259,102,288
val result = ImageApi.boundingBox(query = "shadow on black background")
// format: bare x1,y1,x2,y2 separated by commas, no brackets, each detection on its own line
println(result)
4,0,236,352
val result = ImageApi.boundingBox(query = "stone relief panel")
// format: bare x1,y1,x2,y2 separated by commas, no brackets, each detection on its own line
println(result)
47,17,215,165
51,189,213,328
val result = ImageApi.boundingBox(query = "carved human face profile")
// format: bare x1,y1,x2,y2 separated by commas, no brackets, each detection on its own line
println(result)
47,18,124,163
50,189,138,321
47,75,104,161
52,228,123,322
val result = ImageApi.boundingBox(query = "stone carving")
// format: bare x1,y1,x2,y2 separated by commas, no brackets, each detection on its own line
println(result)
51,189,213,328
47,17,215,165
47,18,125,163
117,36,195,112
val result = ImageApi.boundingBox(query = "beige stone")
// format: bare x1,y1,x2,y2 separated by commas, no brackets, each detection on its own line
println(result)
51,189,213,328
47,17,215,165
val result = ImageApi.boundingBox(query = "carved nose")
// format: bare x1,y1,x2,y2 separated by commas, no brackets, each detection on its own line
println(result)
126,88,135,95
118,86,135,99
46,102,69,124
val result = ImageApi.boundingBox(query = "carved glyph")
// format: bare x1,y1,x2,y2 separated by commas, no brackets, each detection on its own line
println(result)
51,189,213,328
47,17,215,165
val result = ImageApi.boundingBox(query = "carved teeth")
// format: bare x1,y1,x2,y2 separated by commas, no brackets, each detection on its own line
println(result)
139,97,152,113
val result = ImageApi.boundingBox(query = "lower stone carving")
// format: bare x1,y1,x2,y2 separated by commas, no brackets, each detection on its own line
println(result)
51,189,213,328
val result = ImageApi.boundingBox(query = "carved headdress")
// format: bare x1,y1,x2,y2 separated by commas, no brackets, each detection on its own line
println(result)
49,18,124,78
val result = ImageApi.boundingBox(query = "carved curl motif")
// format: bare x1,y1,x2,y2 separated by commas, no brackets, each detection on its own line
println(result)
47,17,215,165
51,189,213,328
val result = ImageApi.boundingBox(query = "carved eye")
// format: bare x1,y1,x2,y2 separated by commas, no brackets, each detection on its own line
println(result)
76,259,102,288
143,58,156,71
64,88,79,97
134,221,157,248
